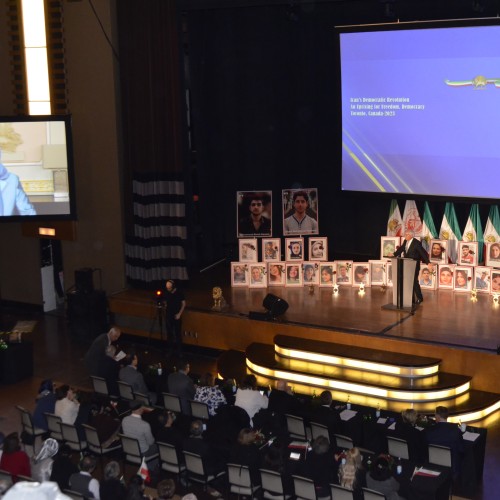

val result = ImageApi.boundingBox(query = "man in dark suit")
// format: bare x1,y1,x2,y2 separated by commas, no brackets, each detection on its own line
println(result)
309,391,342,442
84,326,121,376
425,406,464,476
119,352,157,404
393,229,430,304
167,360,195,415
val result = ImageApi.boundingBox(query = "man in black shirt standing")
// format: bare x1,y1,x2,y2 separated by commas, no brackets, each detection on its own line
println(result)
165,279,186,355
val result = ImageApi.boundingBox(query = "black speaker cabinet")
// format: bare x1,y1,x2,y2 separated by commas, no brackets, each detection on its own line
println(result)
67,290,107,341
75,268,94,294
263,293,289,317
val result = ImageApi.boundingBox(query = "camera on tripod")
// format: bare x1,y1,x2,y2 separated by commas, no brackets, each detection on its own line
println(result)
154,289,165,306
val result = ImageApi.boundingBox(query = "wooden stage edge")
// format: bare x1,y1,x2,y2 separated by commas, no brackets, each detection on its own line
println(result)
108,286,500,395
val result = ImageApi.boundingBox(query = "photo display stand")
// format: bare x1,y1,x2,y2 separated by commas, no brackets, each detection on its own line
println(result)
382,257,416,312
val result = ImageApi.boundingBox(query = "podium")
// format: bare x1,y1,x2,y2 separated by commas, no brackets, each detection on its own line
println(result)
382,257,416,312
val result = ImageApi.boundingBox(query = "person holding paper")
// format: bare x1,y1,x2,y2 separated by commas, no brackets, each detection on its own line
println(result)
84,326,121,376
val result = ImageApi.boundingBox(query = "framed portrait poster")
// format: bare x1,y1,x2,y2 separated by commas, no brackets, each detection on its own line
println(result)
236,191,272,238
249,264,267,288
418,263,437,290
319,263,335,287
285,263,303,287
285,237,305,261
380,236,400,260
239,238,258,263
458,241,478,267
438,264,455,289
335,261,353,286
352,263,371,287
453,266,473,292
485,242,500,268
262,238,281,262
308,237,328,261
491,269,500,294
268,262,286,286
369,260,386,286
474,266,492,294
231,262,248,287
282,188,319,236
303,262,320,285
429,239,448,264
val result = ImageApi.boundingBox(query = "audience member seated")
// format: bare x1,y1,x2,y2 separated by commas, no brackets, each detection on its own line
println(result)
366,454,403,500
54,384,80,425
229,428,262,483
234,374,269,426
309,390,342,441
97,344,121,397
337,447,366,500
219,377,237,406
31,438,59,483
74,391,98,439
194,372,226,417
122,400,158,461
32,379,56,431
261,445,294,495
126,474,152,500
157,478,182,500
0,433,31,482
425,405,464,477
85,326,121,377
393,408,427,463
268,379,302,436
99,460,127,500
300,435,338,498
50,443,79,491
167,360,196,415
69,455,100,499
119,351,157,405
155,411,185,455
88,404,122,448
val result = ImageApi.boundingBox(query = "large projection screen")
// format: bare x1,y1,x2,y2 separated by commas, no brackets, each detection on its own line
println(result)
338,22,500,200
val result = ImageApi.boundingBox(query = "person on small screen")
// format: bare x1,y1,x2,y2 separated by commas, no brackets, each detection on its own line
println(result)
287,265,300,283
491,274,500,292
419,268,432,286
269,264,283,284
0,149,36,216
489,243,500,261
321,266,334,284
439,266,453,286
238,195,271,236
233,265,246,283
354,265,367,284
288,241,302,260
264,241,278,260
310,240,325,259
455,269,468,288
460,245,474,264
430,242,444,261
303,264,316,283
336,265,349,283
251,266,264,284
475,271,488,290
284,191,318,235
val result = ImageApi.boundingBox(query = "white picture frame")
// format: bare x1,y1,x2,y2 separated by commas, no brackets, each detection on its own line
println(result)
285,237,305,261
491,269,500,295
453,266,473,292
458,241,478,267
419,263,437,290
335,261,353,286
369,260,386,286
268,262,286,286
380,236,400,260
308,237,328,261
319,263,335,287
262,238,281,262
438,264,455,289
474,266,492,294
238,238,258,262
303,262,320,285
485,242,500,268
352,262,371,287
231,262,248,287
248,264,268,288
236,190,272,238
429,239,448,264
282,188,319,236
285,263,303,287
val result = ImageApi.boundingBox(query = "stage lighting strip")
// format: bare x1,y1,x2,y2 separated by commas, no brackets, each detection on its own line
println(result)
447,399,500,424
275,345,439,378
246,359,470,402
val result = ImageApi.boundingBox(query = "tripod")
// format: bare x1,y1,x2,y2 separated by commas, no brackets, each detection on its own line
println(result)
147,300,165,351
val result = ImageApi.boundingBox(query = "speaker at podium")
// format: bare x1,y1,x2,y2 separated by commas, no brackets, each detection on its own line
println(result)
382,257,416,312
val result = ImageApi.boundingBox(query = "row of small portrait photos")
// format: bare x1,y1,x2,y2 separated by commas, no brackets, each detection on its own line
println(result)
239,237,328,263
380,237,500,267
231,260,500,294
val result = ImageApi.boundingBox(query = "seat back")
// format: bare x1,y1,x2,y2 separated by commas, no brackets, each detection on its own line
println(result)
228,463,259,495
428,444,452,467
133,392,151,405
330,483,354,500
162,393,182,413
44,412,63,440
117,381,134,401
91,376,109,396
292,475,316,500
387,436,410,460
190,400,210,420
183,450,206,477
310,421,329,443
60,422,86,452
333,434,353,450
361,487,387,499
260,468,285,496
119,434,143,464
285,414,307,439
82,424,101,454
158,442,184,473
16,405,36,434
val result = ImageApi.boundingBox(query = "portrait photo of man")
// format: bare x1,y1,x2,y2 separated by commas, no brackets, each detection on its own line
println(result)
282,188,319,236
237,191,272,237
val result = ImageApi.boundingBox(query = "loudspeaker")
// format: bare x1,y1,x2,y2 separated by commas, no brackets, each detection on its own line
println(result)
262,293,289,318
75,268,94,294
